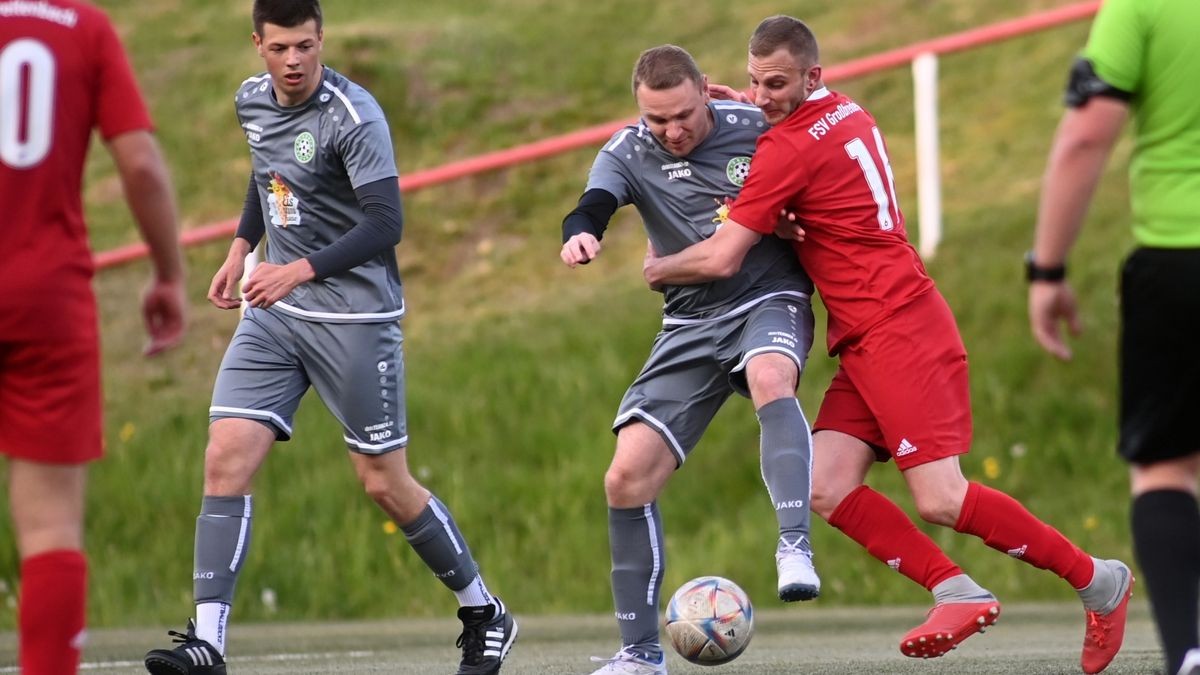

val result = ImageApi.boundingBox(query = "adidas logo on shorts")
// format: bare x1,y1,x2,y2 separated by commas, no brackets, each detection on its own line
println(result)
896,439,918,457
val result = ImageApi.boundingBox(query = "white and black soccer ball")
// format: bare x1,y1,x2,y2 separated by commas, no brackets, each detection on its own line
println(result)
664,575,754,665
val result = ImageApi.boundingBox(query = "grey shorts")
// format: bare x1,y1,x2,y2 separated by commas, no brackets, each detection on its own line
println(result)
613,294,814,465
210,307,407,454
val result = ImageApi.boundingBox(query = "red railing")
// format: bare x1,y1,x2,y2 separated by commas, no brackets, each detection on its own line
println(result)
93,0,1099,270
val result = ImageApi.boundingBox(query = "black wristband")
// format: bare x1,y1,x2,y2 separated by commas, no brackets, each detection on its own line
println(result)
1025,251,1066,282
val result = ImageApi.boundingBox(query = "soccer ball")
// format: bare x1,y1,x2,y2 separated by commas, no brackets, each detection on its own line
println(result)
664,575,754,665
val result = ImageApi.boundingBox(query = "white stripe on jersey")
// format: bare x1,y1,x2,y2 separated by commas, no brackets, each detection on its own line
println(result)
603,128,637,153
240,74,270,87
661,289,811,326
274,300,405,322
712,101,760,113
322,81,362,124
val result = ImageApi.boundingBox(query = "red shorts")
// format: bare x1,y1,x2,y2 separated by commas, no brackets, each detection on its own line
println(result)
814,291,972,471
0,337,103,464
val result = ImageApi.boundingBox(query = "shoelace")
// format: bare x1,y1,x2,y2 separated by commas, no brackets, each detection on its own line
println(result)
456,622,486,665
167,629,195,645
1085,612,1107,648
777,536,812,558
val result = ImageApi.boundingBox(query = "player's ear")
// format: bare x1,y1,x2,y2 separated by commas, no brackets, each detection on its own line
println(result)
252,32,264,56
700,74,710,102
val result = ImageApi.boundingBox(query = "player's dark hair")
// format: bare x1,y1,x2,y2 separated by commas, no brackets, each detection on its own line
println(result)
749,15,819,67
253,0,323,36
632,45,704,96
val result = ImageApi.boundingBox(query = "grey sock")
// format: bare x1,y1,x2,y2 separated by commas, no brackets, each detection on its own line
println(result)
401,494,479,592
610,503,665,659
194,495,253,605
757,397,813,545
1077,558,1131,613
931,574,996,605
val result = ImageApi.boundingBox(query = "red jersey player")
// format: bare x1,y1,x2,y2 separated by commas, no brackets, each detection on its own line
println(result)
0,1,185,672
644,15,1132,674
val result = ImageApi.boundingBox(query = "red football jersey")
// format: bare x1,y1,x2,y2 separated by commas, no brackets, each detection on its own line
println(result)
0,0,152,339
728,88,934,354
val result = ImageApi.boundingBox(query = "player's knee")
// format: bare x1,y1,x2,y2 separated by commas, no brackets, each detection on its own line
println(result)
912,492,961,527
202,440,251,495
810,483,846,521
746,363,798,401
604,465,659,507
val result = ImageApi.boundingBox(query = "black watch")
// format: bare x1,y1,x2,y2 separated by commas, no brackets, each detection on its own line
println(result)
1024,251,1066,283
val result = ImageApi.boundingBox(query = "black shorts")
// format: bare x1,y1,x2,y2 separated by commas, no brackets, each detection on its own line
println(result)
1118,247,1200,464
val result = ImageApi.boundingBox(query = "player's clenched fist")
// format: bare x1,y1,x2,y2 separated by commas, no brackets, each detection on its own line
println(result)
561,232,602,267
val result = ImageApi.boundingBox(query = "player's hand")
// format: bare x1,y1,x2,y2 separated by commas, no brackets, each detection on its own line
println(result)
774,209,806,242
707,83,751,104
242,259,316,309
1028,280,1082,360
643,240,663,292
207,254,246,310
561,232,602,268
141,276,186,357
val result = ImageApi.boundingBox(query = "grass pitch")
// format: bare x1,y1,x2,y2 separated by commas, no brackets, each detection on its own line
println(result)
0,601,1164,674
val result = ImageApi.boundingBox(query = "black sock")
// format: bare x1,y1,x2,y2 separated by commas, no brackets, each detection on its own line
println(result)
1132,490,1200,674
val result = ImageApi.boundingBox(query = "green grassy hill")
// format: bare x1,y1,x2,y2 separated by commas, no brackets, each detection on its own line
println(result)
0,0,1136,628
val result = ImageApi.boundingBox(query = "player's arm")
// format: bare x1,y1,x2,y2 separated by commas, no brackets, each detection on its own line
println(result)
242,177,402,309
1028,58,1130,360
643,220,761,286
560,188,618,267
107,129,187,355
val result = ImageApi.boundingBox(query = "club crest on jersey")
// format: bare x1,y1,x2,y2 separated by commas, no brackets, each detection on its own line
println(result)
726,156,751,186
267,172,301,228
294,132,316,163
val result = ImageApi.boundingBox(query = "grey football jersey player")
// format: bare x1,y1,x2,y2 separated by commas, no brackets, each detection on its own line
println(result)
587,100,813,321
235,66,403,323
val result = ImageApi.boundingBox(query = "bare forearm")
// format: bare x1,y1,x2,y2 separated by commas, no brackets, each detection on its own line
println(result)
111,131,184,282
645,242,735,286
1033,141,1110,266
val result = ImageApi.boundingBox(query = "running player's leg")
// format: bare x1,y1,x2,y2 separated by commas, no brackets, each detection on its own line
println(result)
147,309,304,675
735,297,819,601
855,292,1127,670
312,320,514,673
812,366,996,658
0,335,102,675
9,460,87,675
592,325,728,674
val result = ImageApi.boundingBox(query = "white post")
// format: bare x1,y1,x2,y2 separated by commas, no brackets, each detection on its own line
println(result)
912,52,942,260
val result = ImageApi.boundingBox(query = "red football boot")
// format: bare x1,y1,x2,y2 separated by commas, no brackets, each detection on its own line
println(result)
900,600,1001,658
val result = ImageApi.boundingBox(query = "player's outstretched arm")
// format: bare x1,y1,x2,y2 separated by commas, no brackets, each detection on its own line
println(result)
107,129,186,356
643,220,760,286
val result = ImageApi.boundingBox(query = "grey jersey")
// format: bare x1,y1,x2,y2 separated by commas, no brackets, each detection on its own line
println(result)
587,101,813,322
235,67,402,323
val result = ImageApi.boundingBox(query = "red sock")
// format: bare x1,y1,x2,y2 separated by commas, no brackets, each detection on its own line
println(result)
19,550,87,675
954,481,1093,589
829,485,962,590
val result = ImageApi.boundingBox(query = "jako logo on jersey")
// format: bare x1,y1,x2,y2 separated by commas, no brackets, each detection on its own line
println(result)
193,571,215,580
1007,544,1028,559
661,160,691,181
775,499,805,510
896,438,918,457
294,131,316,163
615,611,637,621
887,557,902,571
726,156,751,186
